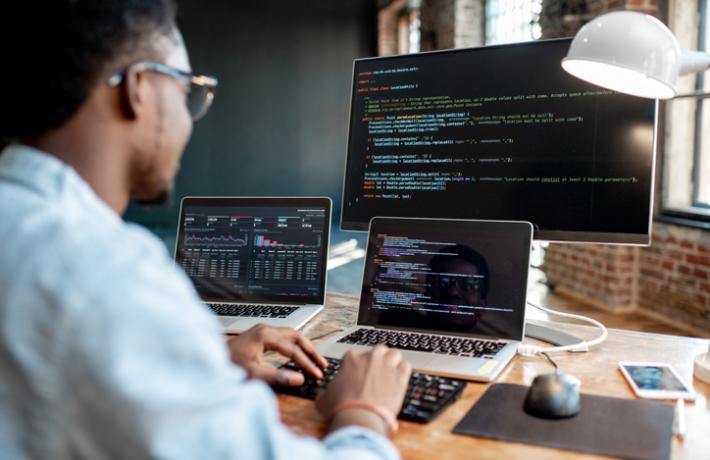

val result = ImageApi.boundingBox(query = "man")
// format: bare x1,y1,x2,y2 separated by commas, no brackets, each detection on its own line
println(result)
0,1,411,459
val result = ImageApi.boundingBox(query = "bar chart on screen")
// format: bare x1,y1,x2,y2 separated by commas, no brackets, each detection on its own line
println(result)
253,233,322,249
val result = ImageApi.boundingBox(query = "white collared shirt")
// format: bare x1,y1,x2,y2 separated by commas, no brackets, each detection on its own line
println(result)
0,144,398,460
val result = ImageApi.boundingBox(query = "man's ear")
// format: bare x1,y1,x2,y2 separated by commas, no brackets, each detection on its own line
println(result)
118,68,145,121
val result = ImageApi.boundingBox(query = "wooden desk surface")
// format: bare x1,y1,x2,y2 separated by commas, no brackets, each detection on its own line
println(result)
276,294,710,460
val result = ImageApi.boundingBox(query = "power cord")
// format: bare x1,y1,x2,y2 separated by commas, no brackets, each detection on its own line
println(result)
540,352,559,373
517,301,608,355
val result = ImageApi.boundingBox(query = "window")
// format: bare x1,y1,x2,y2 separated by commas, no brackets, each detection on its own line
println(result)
694,0,710,208
378,0,420,56
663,0,710,219
485,0,542,45
398,8,421,54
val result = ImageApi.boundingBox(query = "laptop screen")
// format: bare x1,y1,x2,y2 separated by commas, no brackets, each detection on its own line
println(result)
175,197,331,305
358,218,531,341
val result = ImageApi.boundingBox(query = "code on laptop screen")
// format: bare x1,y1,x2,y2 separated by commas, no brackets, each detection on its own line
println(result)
358,218,531,341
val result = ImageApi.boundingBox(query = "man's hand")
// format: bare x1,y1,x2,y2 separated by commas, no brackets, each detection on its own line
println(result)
316,346,411,425
227,325,328,386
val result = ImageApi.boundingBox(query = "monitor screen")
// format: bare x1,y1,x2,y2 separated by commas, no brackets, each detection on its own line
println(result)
358,218,532,341
175,197,331,304
340,38,657,244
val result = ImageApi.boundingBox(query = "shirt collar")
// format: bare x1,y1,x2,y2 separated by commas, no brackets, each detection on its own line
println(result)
0,144,118,219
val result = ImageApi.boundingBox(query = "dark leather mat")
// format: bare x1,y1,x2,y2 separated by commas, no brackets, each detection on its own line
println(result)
453,383,673,460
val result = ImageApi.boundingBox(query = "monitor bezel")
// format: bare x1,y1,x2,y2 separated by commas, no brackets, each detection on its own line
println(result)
175,196,332,305
339,38,657,246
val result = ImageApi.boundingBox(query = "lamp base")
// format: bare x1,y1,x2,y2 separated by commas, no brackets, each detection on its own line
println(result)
524,322,584,348
694,352,710,385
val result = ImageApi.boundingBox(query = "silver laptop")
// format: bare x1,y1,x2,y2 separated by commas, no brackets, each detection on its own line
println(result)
318,217,532,381
175,197,331,333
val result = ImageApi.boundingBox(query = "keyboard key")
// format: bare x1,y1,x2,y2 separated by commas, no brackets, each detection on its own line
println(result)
273,357,466,424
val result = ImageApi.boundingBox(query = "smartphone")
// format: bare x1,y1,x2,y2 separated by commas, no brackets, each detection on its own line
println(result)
619,362,696,400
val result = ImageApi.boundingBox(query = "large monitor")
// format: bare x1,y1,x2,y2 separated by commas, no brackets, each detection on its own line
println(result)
340,38,657,244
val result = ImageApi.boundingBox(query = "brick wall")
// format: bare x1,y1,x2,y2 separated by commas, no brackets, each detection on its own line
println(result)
540,0,660,39
544,244,638,310
539,0,589,38
379,0,483,54
638,223,710,333
587,0,659,16
378,0,407,56
420,0,455,51
545,222,710,335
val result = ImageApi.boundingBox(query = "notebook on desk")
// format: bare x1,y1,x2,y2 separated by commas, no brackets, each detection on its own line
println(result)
174,197,331,333
317,217,532,381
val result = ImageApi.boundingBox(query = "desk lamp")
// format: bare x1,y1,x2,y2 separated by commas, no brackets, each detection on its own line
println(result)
561,11,710,99
561,10,710,384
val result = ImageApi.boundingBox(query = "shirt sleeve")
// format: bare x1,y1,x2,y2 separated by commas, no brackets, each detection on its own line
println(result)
57,233,399,460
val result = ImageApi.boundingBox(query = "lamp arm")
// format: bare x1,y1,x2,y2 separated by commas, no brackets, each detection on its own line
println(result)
679,50,710,75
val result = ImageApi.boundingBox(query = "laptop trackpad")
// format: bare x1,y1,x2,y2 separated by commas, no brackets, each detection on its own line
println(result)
219,316,238,328
400,350,436,369
428,355,496,375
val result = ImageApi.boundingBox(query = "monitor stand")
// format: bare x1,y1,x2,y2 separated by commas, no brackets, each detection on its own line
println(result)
524,321,584,348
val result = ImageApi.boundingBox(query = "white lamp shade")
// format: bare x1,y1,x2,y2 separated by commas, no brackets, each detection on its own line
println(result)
561,11,681,99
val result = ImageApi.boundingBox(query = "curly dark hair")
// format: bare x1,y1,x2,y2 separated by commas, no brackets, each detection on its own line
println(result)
0,0,178,143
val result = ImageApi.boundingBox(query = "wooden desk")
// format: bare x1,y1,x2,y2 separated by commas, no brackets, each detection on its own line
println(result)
276,294,710,460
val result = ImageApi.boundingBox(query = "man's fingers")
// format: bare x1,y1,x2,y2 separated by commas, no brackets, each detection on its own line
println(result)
289,347,324,379
371,344,388,356
267,338,324,379
384,348,403,367
295,333,329,369
397,359,412,378
249,365,305,387
254,327,325,378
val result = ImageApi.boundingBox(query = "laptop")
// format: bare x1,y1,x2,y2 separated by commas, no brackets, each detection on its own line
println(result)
317,217,532,381
175,197,331,333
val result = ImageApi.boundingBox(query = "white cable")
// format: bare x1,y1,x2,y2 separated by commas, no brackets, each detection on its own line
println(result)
517,301,608,355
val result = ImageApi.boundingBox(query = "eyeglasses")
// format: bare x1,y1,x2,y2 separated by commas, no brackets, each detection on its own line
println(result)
429,276,485,293
108,62,218,121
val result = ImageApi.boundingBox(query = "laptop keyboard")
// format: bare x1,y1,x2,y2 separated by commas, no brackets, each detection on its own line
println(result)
208,303,298,318
337,328,506,358
275,357,466,423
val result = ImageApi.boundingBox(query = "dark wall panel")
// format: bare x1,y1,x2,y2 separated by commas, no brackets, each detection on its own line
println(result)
126,0,376,233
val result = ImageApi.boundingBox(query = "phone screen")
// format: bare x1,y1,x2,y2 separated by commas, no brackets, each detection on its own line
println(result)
624,364,688,392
